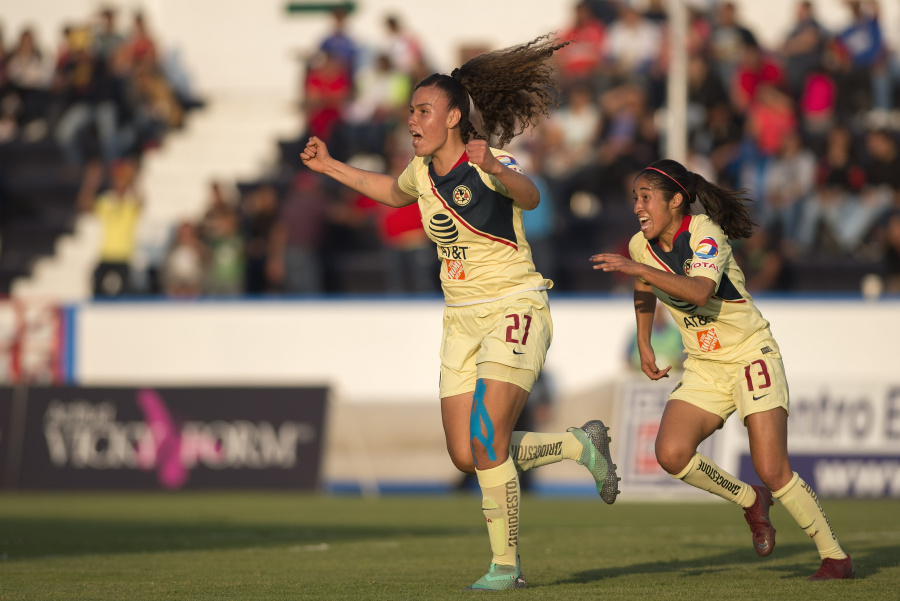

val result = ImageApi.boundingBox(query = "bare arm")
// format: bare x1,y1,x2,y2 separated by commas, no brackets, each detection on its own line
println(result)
634,279,671,380
466,140,540,210
300,136,417,208
590,252,717,307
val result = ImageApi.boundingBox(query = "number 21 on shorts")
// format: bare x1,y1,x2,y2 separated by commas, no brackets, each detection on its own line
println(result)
505,313,532,345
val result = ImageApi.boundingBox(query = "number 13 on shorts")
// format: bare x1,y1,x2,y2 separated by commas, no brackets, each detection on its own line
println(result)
736,355,790,415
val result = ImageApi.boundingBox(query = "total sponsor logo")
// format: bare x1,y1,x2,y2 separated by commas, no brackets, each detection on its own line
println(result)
496,154,524,173
684,259,720,275
694,237,719,259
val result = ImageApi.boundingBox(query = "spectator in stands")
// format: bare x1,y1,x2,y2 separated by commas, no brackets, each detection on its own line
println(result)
161,221,205,298
198,180,232,232
731,37,786,116
339,53,410,157
541,82,602,191
198,181,243,296
303,49,352,146
240,184,281,294
798,61,836,156
88,158,142,297
0,26,14,142
120,12,158,68
709,1,757,92
5,28,53,141
318,7,357,81
795,126,867,254
596,83,658,188
762,130,816,245
733,225,789,292
832,0,889,114
740,84,798,206
881,209,900,293
688,53,730,118
92,7,125,63
840,128,900,255
383,14,424,78
204,206,244,296
377,150,435,293
557,1,606,91
270,171,330,295
53,26,124,164
862,128,900,204
780,1,829,99
603,2,661,88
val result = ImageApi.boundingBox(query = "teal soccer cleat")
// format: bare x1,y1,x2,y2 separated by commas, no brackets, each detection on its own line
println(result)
465,558,526,591
570,420,620,504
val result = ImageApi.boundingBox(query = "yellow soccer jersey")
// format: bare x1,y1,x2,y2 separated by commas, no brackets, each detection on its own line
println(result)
397,148,552,306
628,214,780,363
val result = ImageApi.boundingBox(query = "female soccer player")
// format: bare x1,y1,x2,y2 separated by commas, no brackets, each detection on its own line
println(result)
301,35,619,590
590,159,854,580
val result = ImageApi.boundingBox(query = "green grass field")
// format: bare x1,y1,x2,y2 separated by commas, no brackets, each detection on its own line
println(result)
0,492,896,600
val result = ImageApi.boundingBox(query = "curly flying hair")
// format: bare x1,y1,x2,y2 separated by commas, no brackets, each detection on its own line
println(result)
414,34,570,147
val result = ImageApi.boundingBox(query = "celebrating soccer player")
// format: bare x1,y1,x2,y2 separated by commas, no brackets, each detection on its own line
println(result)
302,34,620,590
590,159,854,581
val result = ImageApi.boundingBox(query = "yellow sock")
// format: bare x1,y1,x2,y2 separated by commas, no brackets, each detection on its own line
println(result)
774,472,846,560
674,452,757,507
475,457,520,567
509,431,581,471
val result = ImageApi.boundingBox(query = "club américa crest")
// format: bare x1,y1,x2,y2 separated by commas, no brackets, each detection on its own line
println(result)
452,185,472,206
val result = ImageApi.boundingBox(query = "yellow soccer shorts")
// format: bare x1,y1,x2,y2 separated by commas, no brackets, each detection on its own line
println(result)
439,290,552,399
669,353,790,424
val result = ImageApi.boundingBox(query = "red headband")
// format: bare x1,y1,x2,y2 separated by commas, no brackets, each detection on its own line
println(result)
644,167,689,196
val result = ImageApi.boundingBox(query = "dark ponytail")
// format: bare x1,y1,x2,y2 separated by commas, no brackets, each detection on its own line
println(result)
638,159,755,240
414,34,570,147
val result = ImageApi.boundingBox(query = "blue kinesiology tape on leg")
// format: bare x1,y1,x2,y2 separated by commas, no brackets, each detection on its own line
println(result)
469,379,497,464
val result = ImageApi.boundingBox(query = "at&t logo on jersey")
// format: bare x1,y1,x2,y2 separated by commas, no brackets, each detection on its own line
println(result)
452,185,472,206
496,155,524,173
429,213,459,243
694,237,719,260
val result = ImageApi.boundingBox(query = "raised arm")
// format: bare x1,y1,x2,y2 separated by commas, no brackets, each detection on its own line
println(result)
301,136,417,208
465,140,540,210
590,252,716,308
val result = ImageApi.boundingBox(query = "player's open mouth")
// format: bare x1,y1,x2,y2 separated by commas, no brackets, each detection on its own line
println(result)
410,131,422,146
639,216,650,231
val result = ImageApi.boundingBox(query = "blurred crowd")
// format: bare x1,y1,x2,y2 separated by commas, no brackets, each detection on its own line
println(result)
190,0,895,298
8,1,900,299
0,6,191,163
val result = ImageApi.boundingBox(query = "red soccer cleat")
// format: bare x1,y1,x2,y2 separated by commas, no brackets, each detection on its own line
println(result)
743,485,776,557
808,555,856,581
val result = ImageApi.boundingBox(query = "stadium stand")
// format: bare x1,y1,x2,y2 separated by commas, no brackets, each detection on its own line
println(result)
4,0,900,299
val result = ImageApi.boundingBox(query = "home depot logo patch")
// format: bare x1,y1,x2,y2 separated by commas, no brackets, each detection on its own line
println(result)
446,259,465,280
697,328,721,352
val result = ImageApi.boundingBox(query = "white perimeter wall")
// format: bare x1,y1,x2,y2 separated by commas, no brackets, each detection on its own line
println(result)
76,297,900,403
4,0,899,97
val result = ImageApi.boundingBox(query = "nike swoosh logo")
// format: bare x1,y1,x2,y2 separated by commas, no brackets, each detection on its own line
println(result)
752,394,769,401
512,350,525,355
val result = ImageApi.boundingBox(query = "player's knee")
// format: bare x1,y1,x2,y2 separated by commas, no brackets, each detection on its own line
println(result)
655,440,693,475
753,458,792,490
448,447,476,474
